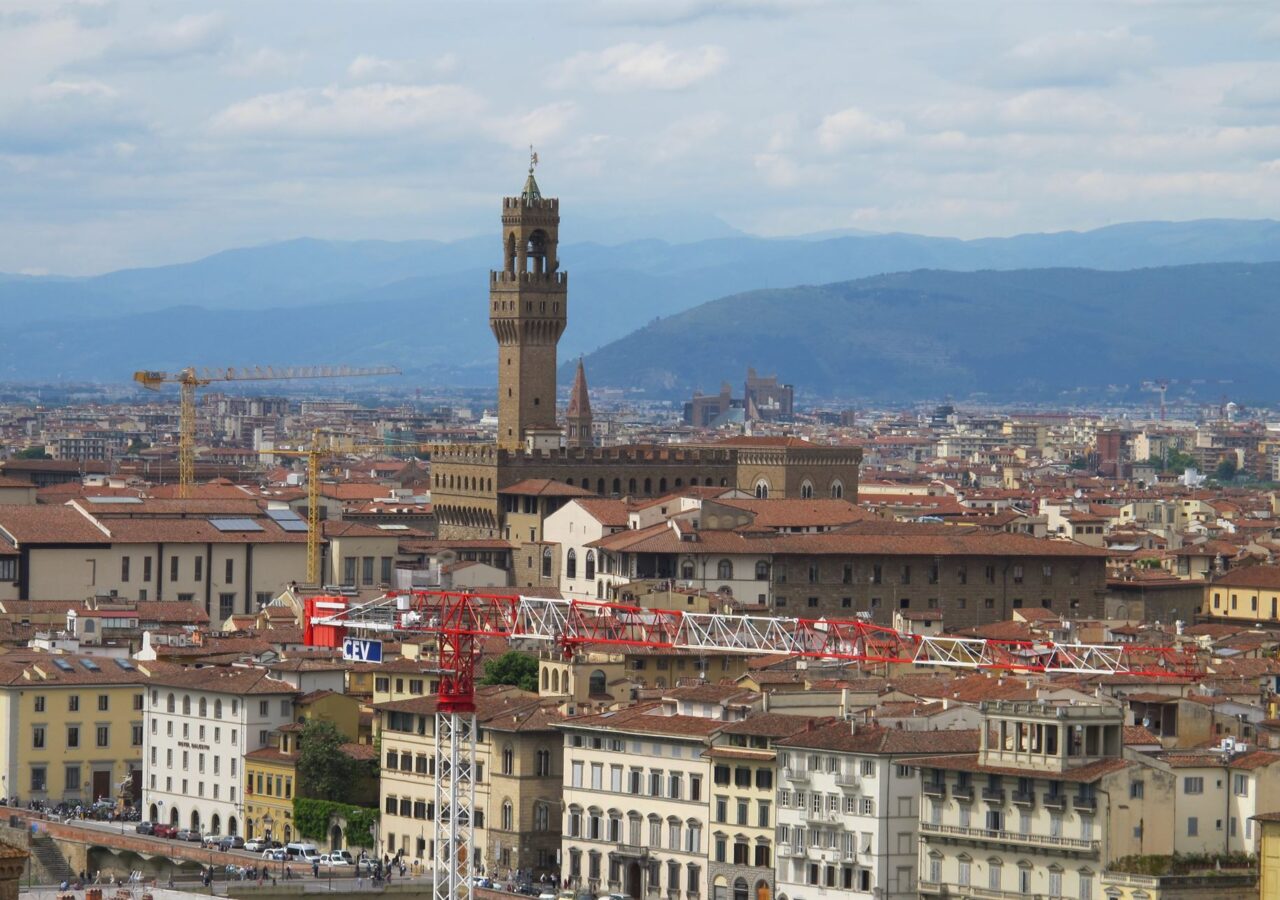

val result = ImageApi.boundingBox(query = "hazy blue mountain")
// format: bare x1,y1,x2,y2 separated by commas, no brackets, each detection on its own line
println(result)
1,219,1279,385
572,263,1280,402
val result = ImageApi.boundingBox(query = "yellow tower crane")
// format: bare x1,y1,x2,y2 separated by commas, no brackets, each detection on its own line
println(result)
263,431,430,585
132,365,401,498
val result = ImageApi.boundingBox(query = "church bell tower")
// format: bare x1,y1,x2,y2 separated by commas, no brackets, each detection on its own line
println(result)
490,154,567,450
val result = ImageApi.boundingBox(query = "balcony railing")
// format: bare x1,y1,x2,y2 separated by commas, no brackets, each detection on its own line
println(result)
952,785,975,802
776,843,805,858
919,880,1036,900
805,807,841,824
923,782,946,798
615,843,649,859
1042,793,1067,810
781,767,810,783
919,821,1099,854
835,771,860,790
1011,790,1034,806
982,788,1005,803
1072,795,1097,812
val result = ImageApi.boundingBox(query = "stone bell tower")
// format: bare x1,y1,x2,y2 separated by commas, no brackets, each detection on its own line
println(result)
490,154,568,450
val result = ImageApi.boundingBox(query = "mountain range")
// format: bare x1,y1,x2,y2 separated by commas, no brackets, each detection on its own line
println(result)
576,262,1280,402
0,218,1277,395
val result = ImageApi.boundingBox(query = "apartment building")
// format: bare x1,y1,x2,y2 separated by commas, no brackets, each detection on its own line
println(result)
915,700,1173,900
1204,565,1280,623
706,714,816,900
375,685,555,876
143,666,298,837
0,655,148,804
1153,742,1280,854
557,703,718,900
774,722,978,900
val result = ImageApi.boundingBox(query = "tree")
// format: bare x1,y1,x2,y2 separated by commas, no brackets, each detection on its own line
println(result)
1159,448,1197,474
296,720,360,802
479,651,539,693
14,447,50,460
1215,458,1239,482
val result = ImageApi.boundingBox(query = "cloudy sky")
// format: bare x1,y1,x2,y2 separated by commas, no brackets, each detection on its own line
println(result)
2,0,1279,274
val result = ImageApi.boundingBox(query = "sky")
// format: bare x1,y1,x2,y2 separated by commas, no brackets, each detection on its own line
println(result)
2,0,1279,275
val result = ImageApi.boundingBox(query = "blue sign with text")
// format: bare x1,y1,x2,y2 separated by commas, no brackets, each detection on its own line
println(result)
342,637,383,662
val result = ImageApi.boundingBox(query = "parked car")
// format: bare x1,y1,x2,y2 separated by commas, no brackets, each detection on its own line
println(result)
153,824,178,839
261,849,287,861
318,854,350,867
135,821,154,835
336,850,354,865
243,839,267,853
202,834,224,848
219,836,245,851
176,828,202,842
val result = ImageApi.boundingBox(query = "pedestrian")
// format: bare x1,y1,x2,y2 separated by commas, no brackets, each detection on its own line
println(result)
312,860,319,879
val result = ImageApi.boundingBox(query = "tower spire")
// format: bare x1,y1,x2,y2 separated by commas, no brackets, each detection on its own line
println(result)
523,145,541,201
565,357,593,449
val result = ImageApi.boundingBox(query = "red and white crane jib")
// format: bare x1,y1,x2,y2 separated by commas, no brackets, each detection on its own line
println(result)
308,590,1198,680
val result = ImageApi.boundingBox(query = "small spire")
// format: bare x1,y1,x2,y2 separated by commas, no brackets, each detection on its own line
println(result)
523,145,541,201
567,357,592,419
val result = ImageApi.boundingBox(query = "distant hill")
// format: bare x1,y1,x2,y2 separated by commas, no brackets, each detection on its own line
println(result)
1,219,1279,384
575,263,1280,402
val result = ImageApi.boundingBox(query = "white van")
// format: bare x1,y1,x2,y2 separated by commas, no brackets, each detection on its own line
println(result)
285,842,321,862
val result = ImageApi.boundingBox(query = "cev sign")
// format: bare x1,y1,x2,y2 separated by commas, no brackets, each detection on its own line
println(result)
342,637,383,662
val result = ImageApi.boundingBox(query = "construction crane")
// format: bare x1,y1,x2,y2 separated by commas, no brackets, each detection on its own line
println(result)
301,590,1201,900
263,431,430,585
132,365,401,498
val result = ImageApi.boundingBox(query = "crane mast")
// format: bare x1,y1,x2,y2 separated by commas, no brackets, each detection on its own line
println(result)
132,364,400,498
305,590,1198,900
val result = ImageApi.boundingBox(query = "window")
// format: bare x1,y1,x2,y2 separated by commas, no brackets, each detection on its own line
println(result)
219,593,235,619
566,549,577,579
194,556,203,581
988,862,1002,891
1130,780,1144,799
756,561,771,581
121,556,130,582
96,725,109,747
541,548,553,578
67,725,79,748
143,556,152,581
225,558,234,583
69,695,79,712
32,726,44,749
1079,872,1094,900
362,556,374,585
31,767,46,791
1184,776,1204,794
1234,774,1249,797
585,551,596,580
1187,816,1199,837
717,559,733,580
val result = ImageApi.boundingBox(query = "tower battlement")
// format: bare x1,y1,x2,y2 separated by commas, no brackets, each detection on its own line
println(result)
489,270,568,287
502,195,559,213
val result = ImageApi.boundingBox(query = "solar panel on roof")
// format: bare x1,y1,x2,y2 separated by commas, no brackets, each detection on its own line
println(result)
80,659,101,671
52,658,74,671
210,518,264,532
266,508,309,532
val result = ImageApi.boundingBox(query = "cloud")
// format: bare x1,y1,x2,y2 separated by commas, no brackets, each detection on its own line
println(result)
590,0,827,27
105,12,228,62
996,27,1153,87
552,42,727,91
0,77,142,154
817,107,905,152
347,54,412,82
211,83,483,139
1223,74,1280,110
223,45,304,78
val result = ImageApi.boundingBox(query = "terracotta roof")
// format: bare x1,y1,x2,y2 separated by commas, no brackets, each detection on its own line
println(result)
340,742,377,761
0,505,109,545
566,358,591,419
571,498,630,527
1123,725,1161,745
777,721,980,755
145,665,298,695
712,498,867,528
1209,566,1280,590
558,702,722,738
715,436,816,448
245,747,293,763
715,713,826,739
500,479,596,498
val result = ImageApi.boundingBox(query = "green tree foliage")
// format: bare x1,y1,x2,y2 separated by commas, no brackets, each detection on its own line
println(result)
297,720,360,802
1159,449,1197,474
1215,458,1239,482
14,447,50,460
293,798,378,847
479,651,539,692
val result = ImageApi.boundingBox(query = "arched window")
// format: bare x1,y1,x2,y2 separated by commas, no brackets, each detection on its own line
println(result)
585,551,596,580
566,549,577,579
734,878,749,900
541,668,549,692
166,693,175,713
800,480,814,499
643,478,652,495
541,547,553,579
659,478,668,493
755,561,770,581
717,559,734,580
674,478,683,488
501,800,513,832
681,559,695,580
628,478,637,495
754,480,769,499
597,478,605,495
830,479,844,499
214,699,222,719
182,695,191,715
612,478,621,496
551,669,560,693
198,697,207,717
588,669,606,695
502,746,514,775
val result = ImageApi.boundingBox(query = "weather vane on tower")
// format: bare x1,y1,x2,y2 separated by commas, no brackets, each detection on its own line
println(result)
529,145,538,174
